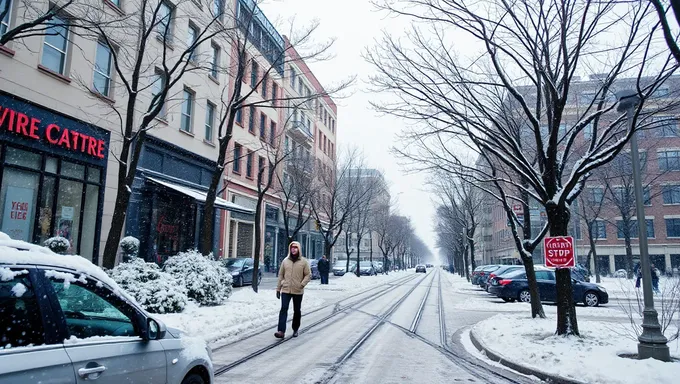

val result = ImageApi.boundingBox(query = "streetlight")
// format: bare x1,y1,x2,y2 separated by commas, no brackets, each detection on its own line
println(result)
616,90,670,362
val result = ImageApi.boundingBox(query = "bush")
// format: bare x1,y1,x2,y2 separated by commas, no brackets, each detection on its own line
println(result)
43,237,70,254
120,236,140,261
163,250,233,306
108,257,188,314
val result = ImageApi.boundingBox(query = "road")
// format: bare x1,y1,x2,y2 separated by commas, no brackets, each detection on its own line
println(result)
213,268,533,384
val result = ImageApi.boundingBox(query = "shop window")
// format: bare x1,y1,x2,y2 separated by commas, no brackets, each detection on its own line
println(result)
5,147,40,169
236,222,254,258
1,0,12,37
0,168,39,242
41,16,69,75
36,176,56,246
79,184,99,261
87,167,101,183
55,179,83,253
60,161,85,179
93,41,113,96
45,157,58,173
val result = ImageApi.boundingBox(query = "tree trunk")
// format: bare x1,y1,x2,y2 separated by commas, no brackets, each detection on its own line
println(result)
463,245,470,281
345,232,352,272
355,237,361,276
199,157,224,256
252,198,263,293
623,218,635,279
587,231,602,284
468,235,476,271
547,203,579,336
521,189,545,318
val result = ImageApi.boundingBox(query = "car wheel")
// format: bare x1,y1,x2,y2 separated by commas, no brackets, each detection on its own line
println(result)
181,373,205,384
518,289,531,303
584,291,600,307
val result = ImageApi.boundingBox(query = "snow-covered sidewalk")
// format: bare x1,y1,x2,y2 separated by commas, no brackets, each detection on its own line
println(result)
467,313,680,384
157,271,411,346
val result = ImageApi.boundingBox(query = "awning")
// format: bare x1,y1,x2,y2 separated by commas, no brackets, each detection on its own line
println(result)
146,177,255,214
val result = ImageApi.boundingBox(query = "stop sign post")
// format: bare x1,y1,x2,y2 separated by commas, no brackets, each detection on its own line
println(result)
544,236,575,268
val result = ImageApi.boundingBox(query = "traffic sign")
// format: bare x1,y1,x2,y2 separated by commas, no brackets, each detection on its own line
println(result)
544,236,575,268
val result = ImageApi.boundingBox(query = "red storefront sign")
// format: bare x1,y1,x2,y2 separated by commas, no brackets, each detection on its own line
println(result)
0,105,106,159
544,236,575,268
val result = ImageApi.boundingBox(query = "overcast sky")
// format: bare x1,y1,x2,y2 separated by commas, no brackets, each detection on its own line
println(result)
260,0,441,255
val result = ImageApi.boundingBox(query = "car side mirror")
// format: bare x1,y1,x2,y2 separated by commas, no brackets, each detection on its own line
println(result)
146,318,166,340
572,279,579,284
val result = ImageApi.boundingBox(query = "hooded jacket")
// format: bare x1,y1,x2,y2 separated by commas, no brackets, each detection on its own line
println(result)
277,241,311,295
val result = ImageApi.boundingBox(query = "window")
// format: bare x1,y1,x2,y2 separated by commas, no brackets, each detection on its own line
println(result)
653,117,679,137
187,24,198,62
587,187,604,204
260,113,266,139
617,219,654,239
233,144,242,173
318,133,322,149
0,269,46,349
591,220,607,239
212,0,223,18
1,0,12,37
269,122,276,146
248,106,255,133
653,87,669,98
156,1,173,41
659,150,680,171
49,280,137,339
535,271,555,280
235,107,242,125
251,61,258,88
332,120,335,133
181,88,194,132
258,156,265,177
663,185,680,204
151,70,166,117
41,16,69,75
205,102,215,141
246,150,253,178
210,43,219,78
290,66,296,86
666,219,680,237
644,187,652,206
262,74,268,97
93,41,113,96
272,82,278,102
298,78,303,94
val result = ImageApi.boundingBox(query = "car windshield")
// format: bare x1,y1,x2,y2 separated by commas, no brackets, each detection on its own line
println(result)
503,269,527,279
224,258,246,269
360,262,372,267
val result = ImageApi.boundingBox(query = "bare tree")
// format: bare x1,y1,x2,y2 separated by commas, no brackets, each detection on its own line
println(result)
0,0,77,46
650,0,680,63
576,184,608,283
368,0,678,335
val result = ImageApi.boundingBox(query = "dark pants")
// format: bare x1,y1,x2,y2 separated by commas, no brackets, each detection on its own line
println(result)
278,293,303,333
320,272,329,284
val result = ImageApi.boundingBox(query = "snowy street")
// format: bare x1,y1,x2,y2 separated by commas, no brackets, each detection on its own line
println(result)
210,268,532,384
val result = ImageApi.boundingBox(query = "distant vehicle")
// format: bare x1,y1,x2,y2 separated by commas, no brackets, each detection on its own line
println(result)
0,235,214,384
426,263,434,268
472,265,501,286
415,265,427,273
359,261,377,276
488,269,608,307
373,261,383,274
224,257,262,287
333,261,353,276
309,259,321,280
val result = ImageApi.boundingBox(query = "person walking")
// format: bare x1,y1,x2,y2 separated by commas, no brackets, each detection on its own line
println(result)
318,255,330,285
275,241,311,338
651,264,660,294
634,262,642,289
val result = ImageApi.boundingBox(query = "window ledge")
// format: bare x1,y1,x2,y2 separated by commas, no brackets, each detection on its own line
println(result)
209,75,220,85
154,117,169,125
103,0,126,16
89,88,115,105
246,176,254,181
37,65,71,84
233,171,241,176
203,139,216,147
155,34,174,50
179,129,195,137
0,45,15,57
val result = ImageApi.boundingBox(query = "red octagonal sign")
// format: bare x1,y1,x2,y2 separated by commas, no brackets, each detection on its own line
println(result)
544,236,575,268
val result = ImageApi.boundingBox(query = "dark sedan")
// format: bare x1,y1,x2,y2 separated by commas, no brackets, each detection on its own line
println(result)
415,265,426,273
488,269,608,307
473,265,501,287
224,257,262,287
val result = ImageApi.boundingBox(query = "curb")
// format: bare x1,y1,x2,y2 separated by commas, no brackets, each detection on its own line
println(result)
468,328,586,384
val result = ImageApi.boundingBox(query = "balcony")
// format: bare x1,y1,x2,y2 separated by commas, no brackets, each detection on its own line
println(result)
288,120,314,144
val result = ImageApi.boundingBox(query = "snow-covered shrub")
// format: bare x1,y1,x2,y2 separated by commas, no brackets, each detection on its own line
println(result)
43,237,70,254
119,236,140,261
109,257,188,313
163,250,233,306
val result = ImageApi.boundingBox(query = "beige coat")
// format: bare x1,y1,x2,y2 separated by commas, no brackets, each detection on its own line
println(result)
277,242,311,295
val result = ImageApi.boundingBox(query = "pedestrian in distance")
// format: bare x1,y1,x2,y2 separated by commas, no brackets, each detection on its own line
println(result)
275,241,311,338
318,255,330,284
634,262,642,289
651,264,660,294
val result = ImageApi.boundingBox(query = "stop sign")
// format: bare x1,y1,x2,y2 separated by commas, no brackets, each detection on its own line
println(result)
544,236,575,268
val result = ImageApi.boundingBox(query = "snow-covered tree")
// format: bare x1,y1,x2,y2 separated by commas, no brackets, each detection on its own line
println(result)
43,237,70,254
163,250,232,306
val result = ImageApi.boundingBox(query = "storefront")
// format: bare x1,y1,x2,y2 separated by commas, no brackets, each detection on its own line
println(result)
0,92,109,262
126,137,253,263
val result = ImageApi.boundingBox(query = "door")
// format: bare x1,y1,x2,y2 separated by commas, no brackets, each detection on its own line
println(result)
0,267,74,383
46,277,167,384
535,271,557,302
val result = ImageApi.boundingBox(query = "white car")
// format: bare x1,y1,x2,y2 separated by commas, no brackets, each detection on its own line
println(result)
0,233,214,384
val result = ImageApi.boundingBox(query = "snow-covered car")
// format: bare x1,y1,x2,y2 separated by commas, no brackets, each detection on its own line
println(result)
358,261,377,276
333,262,353,276
224,257,262,287
0,234,214,384
614,269,628,278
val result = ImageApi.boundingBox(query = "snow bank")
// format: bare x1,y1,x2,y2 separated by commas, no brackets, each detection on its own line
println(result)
163,251,232,306
471,313,680,384
304,271,410,293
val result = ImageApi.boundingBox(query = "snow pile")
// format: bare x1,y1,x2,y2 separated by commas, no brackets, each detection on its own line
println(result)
119,236,140,260
44,270,87,289
109,257,188,314
157,288,325,346
11,283,27,297
304,270,411,292
43,236,70,254
0,267,28,281
471,313,680,384
163,250,233,306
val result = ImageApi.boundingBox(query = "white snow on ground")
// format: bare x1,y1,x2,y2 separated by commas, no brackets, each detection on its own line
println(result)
157,272,411,346
472,313,680,384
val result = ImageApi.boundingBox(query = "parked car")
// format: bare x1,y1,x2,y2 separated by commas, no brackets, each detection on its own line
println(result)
415,265,427,273
484,265,526,290
374,261,384,274
358,261,377,276
309,259,321,280
488,269,608,307
474,265,501,287
333,261,356,276
0,235,214,384
426,263,434,268
224,257,262,287
471,266,486,284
